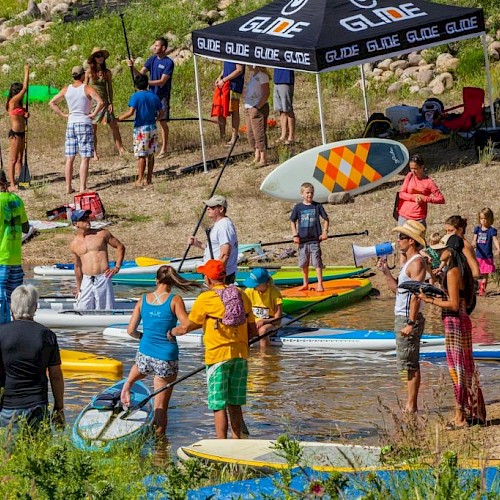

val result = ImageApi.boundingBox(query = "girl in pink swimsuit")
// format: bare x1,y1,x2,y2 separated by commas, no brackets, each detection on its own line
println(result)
5,64,29,191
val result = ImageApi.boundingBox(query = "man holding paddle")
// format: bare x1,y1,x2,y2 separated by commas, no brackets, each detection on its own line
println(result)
171,259,257,439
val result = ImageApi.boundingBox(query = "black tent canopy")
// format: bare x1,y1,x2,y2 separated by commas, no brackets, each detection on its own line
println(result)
191,0,494,169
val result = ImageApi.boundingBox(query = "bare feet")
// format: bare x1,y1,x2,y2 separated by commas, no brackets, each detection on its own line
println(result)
157,151,167,159
66,188,75,194
316,287,325,292
8,185,18,192
93,153,99,161
297,285,309,291
118,148,127,156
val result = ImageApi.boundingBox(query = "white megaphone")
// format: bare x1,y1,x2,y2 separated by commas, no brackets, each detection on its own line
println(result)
352,241,395,267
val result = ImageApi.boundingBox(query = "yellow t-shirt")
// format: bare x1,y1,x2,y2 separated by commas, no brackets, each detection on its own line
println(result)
244,285,283,319
188,285,255,365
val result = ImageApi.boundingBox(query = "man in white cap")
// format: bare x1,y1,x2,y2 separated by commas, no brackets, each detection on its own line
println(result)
49,66,104,194
188,195,238,284
377,220,427,414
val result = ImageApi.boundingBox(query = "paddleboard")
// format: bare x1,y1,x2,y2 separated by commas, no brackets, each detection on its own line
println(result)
111,265,370,287
2,84,59,104
419,343,500,360
72,379,153,451
150,466,500,499
281,278,372,314
60,349,123,376
22,225,35,243
177,439,382,472
103,324,446,350
260,138,409,202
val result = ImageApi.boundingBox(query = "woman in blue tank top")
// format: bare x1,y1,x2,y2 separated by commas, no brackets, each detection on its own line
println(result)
121,265,200,437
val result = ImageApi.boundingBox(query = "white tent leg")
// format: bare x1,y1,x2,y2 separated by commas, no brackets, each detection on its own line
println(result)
359,65,369,122
482,34,496,128
194,55,208,172
316,73,326,145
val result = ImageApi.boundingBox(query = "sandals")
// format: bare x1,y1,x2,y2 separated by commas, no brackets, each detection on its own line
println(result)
445,421,468,431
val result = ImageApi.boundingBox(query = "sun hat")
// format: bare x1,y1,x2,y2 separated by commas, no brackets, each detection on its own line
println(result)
89,47,110,60
391,220,426,247
71,65,85,77
430,233,464,252
243,267,270,288
197,259,226,280
71,209,92,223
204,195,227,208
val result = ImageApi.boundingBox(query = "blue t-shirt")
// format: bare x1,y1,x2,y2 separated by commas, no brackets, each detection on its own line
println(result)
139,294,179,362
223,62,245,94
290,202,329,242
274,69,295,85
144,55,174,101
128,90,162,127
474,225,497,260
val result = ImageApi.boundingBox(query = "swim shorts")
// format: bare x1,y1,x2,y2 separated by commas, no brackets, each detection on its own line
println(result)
160,97,170,122
65,122,94,158
76,273,115,310
394,313,425,372
206,358,247,411
135,352,179,378
273,84,294,113
298,241,324,269
133,124,158,158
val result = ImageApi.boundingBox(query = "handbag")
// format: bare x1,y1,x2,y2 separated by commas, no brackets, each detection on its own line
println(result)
392,192,401,221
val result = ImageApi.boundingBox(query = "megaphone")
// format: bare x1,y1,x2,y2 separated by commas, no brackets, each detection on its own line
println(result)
352,242,395,267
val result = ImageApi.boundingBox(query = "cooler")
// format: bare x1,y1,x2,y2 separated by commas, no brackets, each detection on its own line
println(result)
386,105,420,129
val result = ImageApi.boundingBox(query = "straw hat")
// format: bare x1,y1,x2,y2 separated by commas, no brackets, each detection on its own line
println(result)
391,220,426,247
430,233,464,252
89,47,110,60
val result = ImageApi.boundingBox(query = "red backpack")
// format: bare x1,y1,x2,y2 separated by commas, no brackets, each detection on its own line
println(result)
74,192,105,220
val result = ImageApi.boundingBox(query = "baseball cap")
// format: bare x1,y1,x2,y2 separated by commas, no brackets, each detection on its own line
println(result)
243,267,270,288
204,195,227,208
430,233,464,252
71,209,92,223
197,259,226,280
71,65,85,77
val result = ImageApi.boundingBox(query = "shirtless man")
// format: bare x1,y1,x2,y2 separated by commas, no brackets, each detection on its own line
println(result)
69,209,125,310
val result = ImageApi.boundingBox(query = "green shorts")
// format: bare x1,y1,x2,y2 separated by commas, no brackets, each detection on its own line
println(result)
206,358,248,411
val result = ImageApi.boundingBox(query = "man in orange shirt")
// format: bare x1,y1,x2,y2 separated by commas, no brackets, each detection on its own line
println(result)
171,259,256,438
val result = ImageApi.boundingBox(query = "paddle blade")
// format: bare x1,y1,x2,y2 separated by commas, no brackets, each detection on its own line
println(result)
135,256,170,267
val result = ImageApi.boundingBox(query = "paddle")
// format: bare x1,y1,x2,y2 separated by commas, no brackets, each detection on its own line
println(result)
135,254,203,267
119,13,135,87
120,295,333,420
120,117,218,124
177,136,239,272
259,230,369,247
18,80,31,190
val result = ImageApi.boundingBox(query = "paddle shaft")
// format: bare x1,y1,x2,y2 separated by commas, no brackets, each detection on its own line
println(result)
19,82,30,188
177,136,239,272
120,297,332,419
119,13,135,86
259,230,369,247
120,117,217,123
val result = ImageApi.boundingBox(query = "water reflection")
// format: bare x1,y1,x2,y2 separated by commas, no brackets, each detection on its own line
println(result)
26,270,500,457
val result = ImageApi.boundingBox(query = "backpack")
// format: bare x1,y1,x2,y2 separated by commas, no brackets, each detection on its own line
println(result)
421,98,444,125
362,113,393,138
74,191,106,220
213,285,247,327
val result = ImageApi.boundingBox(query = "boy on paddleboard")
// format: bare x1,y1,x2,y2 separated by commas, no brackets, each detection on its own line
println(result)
290,183,329,291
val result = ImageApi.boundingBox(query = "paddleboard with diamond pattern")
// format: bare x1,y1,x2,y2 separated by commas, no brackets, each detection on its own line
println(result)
260,138,409,202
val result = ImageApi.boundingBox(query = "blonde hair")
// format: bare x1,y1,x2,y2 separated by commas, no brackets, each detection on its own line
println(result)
156,265,201,292
479,207,494,227
300,182,314,192
429,231,442,245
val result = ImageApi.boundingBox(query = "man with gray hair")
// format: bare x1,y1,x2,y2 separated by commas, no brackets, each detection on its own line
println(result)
0,285,64,429
49,66,104,194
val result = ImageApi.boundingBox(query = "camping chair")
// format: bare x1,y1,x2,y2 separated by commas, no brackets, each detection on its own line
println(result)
438,87,485,150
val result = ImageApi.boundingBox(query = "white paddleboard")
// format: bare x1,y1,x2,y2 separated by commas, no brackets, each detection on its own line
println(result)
178,439,382,471
260,138,409,202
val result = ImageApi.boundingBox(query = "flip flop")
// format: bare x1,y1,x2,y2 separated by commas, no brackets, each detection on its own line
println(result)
445,421,467,431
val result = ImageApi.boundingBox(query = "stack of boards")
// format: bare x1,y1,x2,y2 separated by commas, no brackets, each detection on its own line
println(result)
60,350,123,377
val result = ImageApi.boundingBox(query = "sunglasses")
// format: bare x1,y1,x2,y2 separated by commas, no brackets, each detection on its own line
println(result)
94,53,104,58
398,234,410,240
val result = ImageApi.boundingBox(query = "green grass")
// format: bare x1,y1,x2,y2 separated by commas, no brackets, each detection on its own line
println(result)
0,0,28,19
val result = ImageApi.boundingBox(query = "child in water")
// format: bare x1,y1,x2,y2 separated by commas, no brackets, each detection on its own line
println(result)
243,268,282,349
472,207,500,296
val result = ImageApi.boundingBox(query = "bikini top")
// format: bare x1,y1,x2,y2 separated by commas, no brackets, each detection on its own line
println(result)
9,107,26,116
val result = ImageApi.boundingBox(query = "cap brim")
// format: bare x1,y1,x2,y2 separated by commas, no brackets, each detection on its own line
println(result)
243,278,259,288
429,243,447,250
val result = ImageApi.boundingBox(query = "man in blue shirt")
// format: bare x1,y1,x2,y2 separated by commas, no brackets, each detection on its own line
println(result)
127,37,174,158
274,69,295,144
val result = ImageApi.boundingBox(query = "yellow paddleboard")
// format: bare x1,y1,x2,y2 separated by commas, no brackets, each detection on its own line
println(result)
60,349,123,377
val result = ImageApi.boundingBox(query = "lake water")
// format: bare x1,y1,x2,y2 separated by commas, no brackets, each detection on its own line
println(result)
27,272,500,456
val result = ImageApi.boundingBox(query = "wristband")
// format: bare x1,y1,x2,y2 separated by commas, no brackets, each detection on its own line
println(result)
406,319,418,326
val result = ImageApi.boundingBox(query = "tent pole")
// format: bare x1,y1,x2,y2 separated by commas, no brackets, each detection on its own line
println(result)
193,55,208,173
315,73,326,145
481,34,496,128
359,65,369,122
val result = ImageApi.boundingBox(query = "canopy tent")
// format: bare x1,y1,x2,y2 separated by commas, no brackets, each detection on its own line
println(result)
191,0,494,171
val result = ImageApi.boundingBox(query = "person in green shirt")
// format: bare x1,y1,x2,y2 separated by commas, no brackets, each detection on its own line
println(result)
0,170,29,323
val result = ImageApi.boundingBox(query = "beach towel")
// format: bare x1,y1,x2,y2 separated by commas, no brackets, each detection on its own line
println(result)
211,81,230,118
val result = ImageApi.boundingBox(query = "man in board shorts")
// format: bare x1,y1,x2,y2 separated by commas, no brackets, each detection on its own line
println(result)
69,209,125,310
273,68,295,144
49,66,104,194
127,37,174,158
171,260,257,438
119,74,163,186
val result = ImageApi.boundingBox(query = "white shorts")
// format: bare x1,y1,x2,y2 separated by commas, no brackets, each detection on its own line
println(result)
76,274,115,310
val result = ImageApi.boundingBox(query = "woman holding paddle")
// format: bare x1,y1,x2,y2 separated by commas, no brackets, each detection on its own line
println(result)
121,265,200,438
5,64,29,191
85,47,126,160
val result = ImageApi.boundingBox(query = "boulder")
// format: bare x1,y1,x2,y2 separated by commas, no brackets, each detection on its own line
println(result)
380,70,393,82
1,27,15,38
218,0,233,9
0,55,9,64
50,3,69,15
372,68,383,77
409,85,421,94
407,52,422,66
419,88,433,98
387,82,403,94
377,58,393,71
328,192,353,205
401,66,420,79
389,60,408,71
436,53,459,72
26,0,42,17
37,2,51,19
1,64,10,74
394,67,404,78
417,69,434,85
363,62,373,74
431,80,445,95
